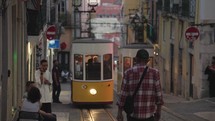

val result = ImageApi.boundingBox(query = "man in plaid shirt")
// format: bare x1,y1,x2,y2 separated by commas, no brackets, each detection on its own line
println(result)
117,49,164,121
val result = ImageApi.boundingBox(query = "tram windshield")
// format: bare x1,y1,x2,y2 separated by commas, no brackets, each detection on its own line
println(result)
86,55,101,80
103,54,112,79
74,54,83,80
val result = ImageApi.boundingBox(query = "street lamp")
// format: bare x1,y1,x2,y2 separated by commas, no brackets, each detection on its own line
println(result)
129,13,147,43
72,0,98,39
72,0,82,12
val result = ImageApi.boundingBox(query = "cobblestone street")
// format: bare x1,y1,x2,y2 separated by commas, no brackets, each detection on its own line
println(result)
52,82,212,121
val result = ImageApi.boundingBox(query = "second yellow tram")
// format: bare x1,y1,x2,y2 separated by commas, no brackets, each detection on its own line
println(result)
71,38,114,104
117,44,154,93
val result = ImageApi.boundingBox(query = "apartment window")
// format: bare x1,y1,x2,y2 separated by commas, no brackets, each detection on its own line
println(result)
61,1,65,12
58,4,60,12
170,21,175,41
190,0,196,17
58,1,65,13
163,20,166,41
179,48,183,76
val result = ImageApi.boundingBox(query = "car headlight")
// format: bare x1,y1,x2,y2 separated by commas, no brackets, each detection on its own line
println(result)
89,88,97,95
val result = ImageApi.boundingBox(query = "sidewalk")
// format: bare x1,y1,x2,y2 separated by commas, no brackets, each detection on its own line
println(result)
162,94,215,121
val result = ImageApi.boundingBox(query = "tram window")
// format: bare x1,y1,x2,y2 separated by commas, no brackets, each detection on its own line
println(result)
74,54,83,80
123,57,131,72
85,55,101,80
103,54,112,79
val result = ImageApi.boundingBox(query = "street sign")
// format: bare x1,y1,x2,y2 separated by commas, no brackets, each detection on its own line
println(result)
48,39,60,49
185,26,200,42
46,25,56,40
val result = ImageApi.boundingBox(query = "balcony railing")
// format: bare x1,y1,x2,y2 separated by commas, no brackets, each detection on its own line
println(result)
27,9,40,36
159,0,196,18
181,0,195,18
164,0,170,12
50,7,56,24
58,13,72,26
157,0,163,10
181,0,190,17
171,4,179,14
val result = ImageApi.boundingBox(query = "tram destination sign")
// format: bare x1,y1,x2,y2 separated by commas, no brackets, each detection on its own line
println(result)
185,26,200,42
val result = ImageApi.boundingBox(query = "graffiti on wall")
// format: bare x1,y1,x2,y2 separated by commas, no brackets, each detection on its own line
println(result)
36,45,42,69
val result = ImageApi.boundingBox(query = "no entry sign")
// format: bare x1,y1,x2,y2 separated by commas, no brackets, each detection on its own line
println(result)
185,26,200,42
46,25,56,40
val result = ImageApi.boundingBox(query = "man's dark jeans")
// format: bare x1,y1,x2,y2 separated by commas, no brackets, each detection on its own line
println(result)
127,115,155,121
52,83,61,102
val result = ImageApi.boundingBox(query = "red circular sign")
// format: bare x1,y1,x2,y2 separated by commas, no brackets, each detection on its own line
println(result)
46,25,56,40
185,26,200,42
60,42,67,50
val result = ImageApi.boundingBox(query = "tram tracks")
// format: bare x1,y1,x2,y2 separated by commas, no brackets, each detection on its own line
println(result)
80,108,116,121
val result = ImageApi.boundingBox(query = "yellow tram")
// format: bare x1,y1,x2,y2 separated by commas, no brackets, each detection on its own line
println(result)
117,44,154,93
71,38,114,104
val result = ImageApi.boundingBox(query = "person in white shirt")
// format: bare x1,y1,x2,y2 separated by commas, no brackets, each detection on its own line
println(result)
35,59,53,113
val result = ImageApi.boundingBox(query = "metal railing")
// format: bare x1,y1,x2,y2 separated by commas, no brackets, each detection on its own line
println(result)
160,0,196,18
164,0,170,12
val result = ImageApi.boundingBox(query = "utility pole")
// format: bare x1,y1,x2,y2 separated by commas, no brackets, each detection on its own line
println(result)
1,0,8,120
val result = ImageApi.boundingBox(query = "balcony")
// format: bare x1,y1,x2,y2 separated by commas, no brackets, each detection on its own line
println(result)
26,9,40,36
172,4,179,14
160,0,196,18
50,7,56,24
157,0,163,11
181,0,189,17
59,13,72,27
164,0,171,12
27,0,47,36
180,0,196,18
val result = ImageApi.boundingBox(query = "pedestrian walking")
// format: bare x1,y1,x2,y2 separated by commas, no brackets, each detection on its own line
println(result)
205,56,215,97
116,49,164,121
35,59,53,113
52,60,62,103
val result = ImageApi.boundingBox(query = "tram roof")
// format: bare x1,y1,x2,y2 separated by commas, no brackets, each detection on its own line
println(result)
73,38,113,43
120,43,154,49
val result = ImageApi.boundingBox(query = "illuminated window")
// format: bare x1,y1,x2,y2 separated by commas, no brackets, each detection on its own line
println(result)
103,54,112,79
74,54,83,80
86,55,101,80
123,57,131,72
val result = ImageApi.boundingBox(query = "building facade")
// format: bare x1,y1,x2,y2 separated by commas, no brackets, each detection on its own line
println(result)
158,0,215,99
0,0,28,120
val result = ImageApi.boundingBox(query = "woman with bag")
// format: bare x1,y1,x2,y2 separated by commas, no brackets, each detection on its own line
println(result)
117,49,164,121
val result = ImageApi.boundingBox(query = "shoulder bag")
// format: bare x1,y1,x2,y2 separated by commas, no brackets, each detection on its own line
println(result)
124,66,148,114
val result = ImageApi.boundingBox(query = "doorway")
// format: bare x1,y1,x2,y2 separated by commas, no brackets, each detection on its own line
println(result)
189,54,194,97
170,44,174,93
58,51,70,71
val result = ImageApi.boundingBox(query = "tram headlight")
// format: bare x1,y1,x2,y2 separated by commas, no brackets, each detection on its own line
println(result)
89,88,97,95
